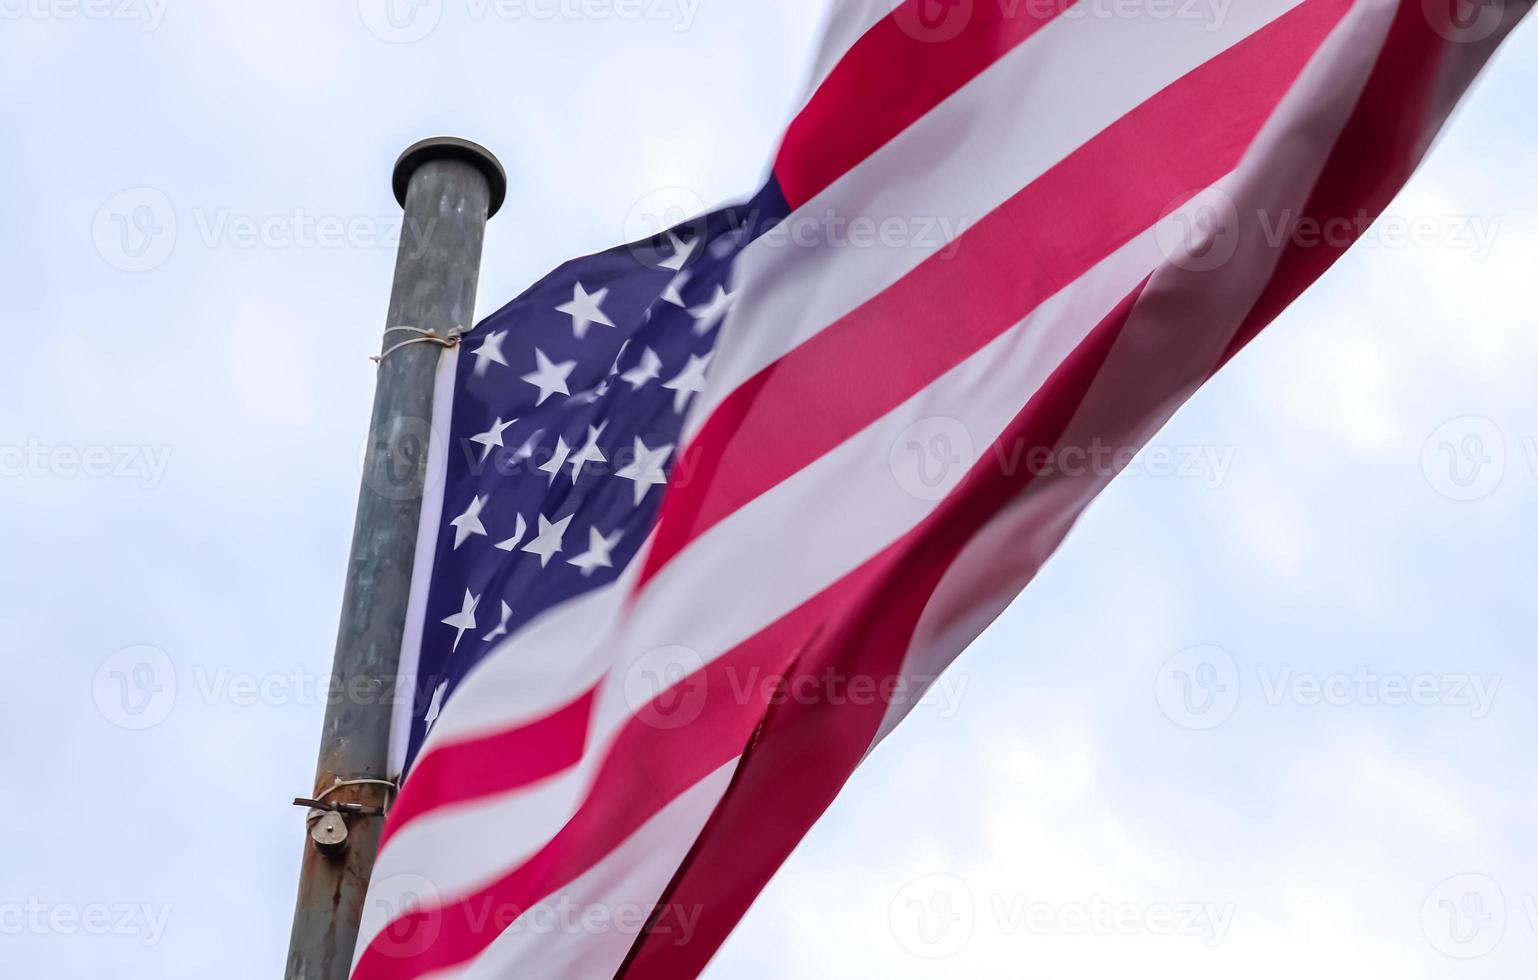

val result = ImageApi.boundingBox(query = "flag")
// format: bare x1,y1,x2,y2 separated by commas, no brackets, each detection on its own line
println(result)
353,1,1530,976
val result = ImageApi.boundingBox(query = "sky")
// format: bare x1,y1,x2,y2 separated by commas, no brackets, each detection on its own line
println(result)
1,3,1535,977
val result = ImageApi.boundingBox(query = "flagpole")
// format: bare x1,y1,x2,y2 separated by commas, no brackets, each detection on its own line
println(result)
285,137,506,980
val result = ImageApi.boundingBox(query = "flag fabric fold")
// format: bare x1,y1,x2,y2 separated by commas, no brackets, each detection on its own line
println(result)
353,2,1531,977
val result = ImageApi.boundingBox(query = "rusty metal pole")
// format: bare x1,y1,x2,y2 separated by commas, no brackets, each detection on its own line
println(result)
285,137,506,980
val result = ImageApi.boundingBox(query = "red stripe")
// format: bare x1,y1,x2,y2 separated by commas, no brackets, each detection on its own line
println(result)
379,689,596,850
618,277,1154,980
641,0,1351,591
1221,0,1501,362
775,0,1077,208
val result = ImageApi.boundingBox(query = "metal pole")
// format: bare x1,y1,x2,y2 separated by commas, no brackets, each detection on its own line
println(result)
285,137,506,980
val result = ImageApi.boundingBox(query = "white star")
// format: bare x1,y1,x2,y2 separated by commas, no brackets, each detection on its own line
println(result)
689,285,737,335
469,417,517,461
568,423,608,482
556,282,616,340
660,272,690,308
450,495,488,549
658,231,696,272
494,514,528,552
482,601,514,644
568,527,623,577
423,681,446,734
521,348,576,406
521,514,574,568
616,438,674,505
471,330,508,376
621,347,662,389
440,589,479,651
662,352,713,413
538,436,571,484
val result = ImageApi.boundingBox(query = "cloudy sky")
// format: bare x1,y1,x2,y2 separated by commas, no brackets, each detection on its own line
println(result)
1,2,1534,977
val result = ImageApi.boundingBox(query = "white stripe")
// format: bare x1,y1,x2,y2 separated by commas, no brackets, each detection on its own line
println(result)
445,764,738,980
867,0,1402,750
415,561,634,754
364,764,589,950
688,0,1310,445
389,346,461,775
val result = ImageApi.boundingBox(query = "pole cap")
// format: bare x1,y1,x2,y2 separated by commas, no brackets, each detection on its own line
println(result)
393,136,508,218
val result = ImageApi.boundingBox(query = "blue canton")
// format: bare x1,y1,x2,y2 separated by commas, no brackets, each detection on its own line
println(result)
404,183,790,767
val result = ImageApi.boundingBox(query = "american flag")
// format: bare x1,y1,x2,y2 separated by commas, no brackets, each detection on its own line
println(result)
353,1,1528,977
